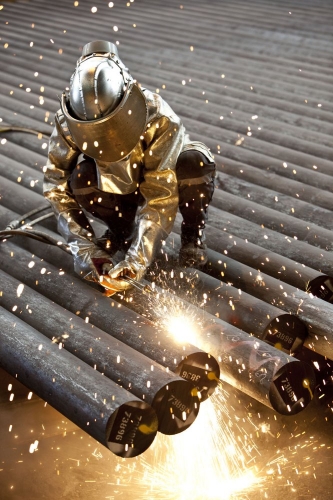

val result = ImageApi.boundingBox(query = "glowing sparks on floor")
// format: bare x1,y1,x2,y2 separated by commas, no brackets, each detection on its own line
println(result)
107,386,265,499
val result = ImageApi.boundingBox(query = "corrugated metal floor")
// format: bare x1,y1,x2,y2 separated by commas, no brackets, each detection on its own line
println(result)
0,0,333,498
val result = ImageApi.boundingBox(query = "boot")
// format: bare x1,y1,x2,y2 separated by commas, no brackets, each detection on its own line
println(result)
179,225,207,267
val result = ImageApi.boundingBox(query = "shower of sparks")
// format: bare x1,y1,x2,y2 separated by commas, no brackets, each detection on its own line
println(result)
115,280,266,497
137,388,264,499
163,310,200,344
105,385,267,500
139,281,204,347
114,269,332,496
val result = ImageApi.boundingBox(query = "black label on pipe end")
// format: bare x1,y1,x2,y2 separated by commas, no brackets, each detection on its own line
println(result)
152,380,199,435
264,315,307,353
269,361,316,415
107,402,158,458
175,352,220,401
308,277,333,304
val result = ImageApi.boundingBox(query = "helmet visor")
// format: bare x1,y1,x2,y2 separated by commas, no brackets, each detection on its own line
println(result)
61,82,148,162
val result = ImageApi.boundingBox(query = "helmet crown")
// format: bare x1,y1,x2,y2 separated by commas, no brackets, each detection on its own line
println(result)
69,41,130,121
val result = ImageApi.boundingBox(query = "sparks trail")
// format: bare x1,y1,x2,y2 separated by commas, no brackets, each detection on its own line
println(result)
130,274,204,344
104,385,293,500
110,383,324,499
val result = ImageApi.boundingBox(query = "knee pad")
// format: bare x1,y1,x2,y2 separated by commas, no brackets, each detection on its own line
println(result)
176,150,216,185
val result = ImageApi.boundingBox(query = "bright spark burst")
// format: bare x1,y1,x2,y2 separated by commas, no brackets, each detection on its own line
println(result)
106,385,265,500
138,280,203,346
164,313,200,344
137,400,262,499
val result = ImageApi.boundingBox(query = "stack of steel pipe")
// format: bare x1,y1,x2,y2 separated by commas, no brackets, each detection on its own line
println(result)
0,268,203,437
0,232,224,403
0,236,316,418
203,227,333,302
173,209,333,281
203,251,333,359
0,232,220,398
0,201,317,416
157,232,333,359
216,171,333,231
0,0,333,448
202,208,333,278
110,281,316,416
0,306,158,458
169,225,333,302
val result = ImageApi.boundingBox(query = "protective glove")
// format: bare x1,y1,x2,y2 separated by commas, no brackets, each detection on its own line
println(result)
101,259,143,293
69,239,114,281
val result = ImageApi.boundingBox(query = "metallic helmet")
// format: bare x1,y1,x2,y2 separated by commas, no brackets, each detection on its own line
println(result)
61,41,148,162
69,41,126,121
81,40,119,59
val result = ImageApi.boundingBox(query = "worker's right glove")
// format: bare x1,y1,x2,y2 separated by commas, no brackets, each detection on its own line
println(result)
68,239,114,282
99,260,137,294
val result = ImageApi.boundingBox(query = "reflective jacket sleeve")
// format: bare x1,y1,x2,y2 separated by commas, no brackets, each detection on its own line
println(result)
124,93,185,278
43,111,113,281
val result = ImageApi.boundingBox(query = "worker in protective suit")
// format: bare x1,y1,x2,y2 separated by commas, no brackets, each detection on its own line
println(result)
44,40,215,294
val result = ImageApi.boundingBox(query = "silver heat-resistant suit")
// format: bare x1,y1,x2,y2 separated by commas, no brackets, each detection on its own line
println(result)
44,40,215,292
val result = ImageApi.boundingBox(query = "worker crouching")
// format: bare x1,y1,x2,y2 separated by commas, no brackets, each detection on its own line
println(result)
44,40,215,294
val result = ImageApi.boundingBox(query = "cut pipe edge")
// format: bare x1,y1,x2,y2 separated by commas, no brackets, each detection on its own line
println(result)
269,360,316,415
106,400,158,457
306,275,333,303
152,379,200,435
174,351,221,401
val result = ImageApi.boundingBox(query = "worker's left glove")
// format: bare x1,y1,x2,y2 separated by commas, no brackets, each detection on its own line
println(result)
101,259,145,293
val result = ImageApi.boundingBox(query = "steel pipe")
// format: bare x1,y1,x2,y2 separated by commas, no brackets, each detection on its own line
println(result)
218,157,333,213
157,90,333,161
182,119,333,194
212,189,333,251
0,306,158,458
0,240,219,401
175,209,333,278
216,171,333,231
156,265,308,354
0,175,48,216
118,277,316,414
0,153,44,194
0,269,200,435
202,321,316,415
168,229,333,303
204,231,333,302
201,251,333,360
